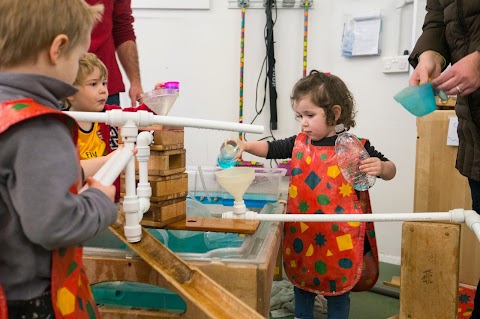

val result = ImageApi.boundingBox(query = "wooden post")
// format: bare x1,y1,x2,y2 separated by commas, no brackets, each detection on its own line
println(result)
400,222,460,319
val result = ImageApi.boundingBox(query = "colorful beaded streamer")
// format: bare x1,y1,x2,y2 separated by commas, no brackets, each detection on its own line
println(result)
303,1,310,77
239,4,246,140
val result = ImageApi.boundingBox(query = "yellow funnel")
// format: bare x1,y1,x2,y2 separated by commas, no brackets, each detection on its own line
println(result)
215,167,255,202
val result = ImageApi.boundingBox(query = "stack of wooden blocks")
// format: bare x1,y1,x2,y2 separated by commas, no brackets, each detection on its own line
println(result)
120,126,188,227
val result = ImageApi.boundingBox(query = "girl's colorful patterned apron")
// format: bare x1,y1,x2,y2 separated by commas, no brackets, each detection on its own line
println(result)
283,133,378,296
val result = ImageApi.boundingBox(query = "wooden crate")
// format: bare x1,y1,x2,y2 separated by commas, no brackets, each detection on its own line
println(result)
141,197,187,227
118,126,184,148
414,110,479,285
135,149,186,176
150,129,184,149
121,173,188,201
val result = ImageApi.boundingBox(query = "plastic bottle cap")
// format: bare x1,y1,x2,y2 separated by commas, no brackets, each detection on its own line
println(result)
164,81,180,90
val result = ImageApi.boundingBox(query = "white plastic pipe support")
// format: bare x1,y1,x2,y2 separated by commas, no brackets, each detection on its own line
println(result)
242,212,455,222
121,121,142,243
136,131,153,215
222,210,258,219
464,210,480,242
78,149,126,194
233,201,247,216
66,110,264,134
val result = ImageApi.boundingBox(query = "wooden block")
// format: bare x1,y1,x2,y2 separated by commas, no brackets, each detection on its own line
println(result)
400,222,460,319
435,95,457,108
121,173,188,200
383,276,400,289
149,144,184,151
135,149,186,176
151,129,184,146
164,217,259,234
141,198,186,226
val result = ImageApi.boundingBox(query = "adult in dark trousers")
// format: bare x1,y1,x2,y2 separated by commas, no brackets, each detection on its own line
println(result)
409,1,480,318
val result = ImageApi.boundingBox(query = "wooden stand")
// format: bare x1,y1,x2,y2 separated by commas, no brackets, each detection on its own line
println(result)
87,126,275,318
85,217,266,319
414,110,480,286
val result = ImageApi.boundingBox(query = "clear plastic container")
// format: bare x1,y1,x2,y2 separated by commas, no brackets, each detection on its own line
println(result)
204,232,245,250
335,132,376,191
142,87,179,115
217,139,239,169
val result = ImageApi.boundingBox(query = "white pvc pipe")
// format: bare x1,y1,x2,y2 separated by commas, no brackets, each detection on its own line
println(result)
136,131,153,215
121,121,142,243
66,110,264,134
250,211,464,223
236,208,480,242
79,147,135,192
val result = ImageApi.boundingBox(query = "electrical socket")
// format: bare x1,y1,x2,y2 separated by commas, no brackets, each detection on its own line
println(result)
382,56,410,73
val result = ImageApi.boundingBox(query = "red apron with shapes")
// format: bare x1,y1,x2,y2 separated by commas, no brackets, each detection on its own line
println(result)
0,99,100,319
283,133,378,296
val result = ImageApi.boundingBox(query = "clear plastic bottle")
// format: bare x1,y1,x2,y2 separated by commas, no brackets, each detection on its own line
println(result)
217,139,239,169
335,132,376,191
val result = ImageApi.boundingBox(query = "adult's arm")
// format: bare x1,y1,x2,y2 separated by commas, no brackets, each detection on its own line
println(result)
113,0,143,106
117,41,143,106
409,0,450,68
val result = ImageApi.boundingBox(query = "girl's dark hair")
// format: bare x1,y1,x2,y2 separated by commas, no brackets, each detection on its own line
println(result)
290,70,356,129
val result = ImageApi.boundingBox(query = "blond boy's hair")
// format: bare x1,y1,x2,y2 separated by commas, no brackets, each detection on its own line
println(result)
0,0,104,69
75,53,108,86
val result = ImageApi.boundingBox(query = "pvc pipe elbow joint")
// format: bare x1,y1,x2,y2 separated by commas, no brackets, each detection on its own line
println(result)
138,198,151,215
136,131,153,148
465,210,480,229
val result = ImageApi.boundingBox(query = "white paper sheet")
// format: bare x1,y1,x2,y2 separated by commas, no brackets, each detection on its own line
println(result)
342,11,382,57
447,116,459,146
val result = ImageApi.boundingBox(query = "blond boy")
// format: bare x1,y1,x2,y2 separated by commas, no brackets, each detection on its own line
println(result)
0,1,118,318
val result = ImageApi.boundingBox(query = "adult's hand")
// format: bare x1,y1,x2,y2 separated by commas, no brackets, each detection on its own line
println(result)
409,50,443,86
129,81,143,106
432,51,480,96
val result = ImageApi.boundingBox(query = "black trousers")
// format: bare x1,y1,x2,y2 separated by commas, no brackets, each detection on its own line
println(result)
469,178,480,319
7,289,54,319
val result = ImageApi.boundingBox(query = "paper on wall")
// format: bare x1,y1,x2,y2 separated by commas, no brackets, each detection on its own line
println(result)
341,10,381,57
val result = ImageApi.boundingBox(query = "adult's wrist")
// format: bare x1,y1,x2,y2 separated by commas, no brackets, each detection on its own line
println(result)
419,50,446,68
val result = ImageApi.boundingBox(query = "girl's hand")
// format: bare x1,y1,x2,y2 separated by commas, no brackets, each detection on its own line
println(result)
359,157,383,177
235,139,246,159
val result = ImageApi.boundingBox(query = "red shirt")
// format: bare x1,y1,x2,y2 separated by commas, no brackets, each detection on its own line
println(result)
87,0,136,95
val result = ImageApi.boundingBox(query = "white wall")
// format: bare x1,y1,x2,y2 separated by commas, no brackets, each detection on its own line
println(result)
120,0,421,265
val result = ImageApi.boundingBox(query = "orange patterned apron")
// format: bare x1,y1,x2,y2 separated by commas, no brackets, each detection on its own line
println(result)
0,99,100,318
283,133,378,296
